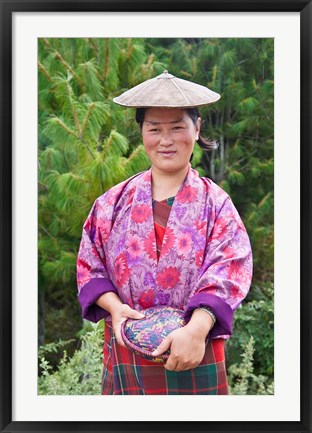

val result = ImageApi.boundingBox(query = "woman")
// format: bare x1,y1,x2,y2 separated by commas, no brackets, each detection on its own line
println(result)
77,71,253,395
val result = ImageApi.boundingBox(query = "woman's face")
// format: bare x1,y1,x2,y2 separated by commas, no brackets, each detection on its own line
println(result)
141,108,201,176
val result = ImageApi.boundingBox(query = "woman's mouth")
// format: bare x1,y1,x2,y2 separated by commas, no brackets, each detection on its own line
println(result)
158,151,176,157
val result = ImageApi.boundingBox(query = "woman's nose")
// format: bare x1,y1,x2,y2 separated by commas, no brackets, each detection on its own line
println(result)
160,133,173,146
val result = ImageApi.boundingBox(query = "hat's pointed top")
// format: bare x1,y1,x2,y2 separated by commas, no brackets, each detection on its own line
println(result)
113,70,220,108
157,70,173,78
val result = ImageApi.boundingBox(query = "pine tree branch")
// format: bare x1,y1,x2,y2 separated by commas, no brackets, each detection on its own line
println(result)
126,146,142,163
54,117,77,137
103,38,110,80
42,38,53,49
79,137,96,160
87,38,98,53
81,103,95,136
39,224,54,239
38,61,53,83
87,39,101,79
98,162,105,193
42,38,84,92
66,81,82,137
102,133,113,160
39,181,47,192
53,117,96,160
126,39,134,61
147,54,154,68
54,50,84,90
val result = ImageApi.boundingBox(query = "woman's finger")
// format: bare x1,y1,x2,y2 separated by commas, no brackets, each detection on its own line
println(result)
126,308,145,320
114,332,126,347
152,336,172,357
164,357,178,371
113,320,127,347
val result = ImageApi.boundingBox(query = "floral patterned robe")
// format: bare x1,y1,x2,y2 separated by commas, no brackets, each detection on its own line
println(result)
77,165,253,394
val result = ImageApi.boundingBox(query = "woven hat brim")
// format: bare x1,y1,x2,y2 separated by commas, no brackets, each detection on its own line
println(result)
113,74,220,108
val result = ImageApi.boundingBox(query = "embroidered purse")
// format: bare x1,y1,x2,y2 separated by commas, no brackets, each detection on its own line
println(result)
121,305,185,363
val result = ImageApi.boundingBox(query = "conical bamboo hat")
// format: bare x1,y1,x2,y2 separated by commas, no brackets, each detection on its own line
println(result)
113,70,220,108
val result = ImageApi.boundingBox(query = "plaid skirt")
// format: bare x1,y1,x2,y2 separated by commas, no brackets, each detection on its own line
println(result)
101,320,228,395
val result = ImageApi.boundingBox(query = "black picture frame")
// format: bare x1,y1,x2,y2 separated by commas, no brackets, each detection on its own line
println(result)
1,0,311,432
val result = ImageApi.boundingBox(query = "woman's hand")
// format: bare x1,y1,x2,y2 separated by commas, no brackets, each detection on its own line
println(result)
95,292,144,348
152,308,214,371
153,327,206,371
111,304,145,347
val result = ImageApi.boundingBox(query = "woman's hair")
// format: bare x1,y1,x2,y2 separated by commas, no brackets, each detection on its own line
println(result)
135,107,218,151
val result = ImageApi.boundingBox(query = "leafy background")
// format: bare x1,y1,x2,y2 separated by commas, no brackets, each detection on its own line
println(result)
38,37,274,395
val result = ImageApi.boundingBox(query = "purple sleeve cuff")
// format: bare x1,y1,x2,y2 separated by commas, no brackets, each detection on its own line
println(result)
184,293,234,338
78,278,117,323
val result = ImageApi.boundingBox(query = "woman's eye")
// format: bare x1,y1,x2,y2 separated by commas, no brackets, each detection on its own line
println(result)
173,126,183,130
149,128,159,132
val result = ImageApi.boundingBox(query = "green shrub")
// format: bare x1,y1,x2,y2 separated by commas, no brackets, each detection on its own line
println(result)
38,322,103,395
228,336,274,395
227,282,274,377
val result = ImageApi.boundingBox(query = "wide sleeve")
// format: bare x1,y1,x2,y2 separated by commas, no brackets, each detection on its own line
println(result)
77,199,117,322
184,196,253,338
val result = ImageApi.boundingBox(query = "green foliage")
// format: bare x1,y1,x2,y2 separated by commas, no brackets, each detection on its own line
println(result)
228,336,274,395
38,338,76,359
38,322,103,395
38,37,274,392
227,283,274,377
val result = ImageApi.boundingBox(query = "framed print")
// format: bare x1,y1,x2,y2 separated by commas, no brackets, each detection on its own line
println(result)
1,0,311,432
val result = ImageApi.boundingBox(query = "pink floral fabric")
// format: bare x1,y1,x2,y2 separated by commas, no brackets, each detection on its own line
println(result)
77,165,252,339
